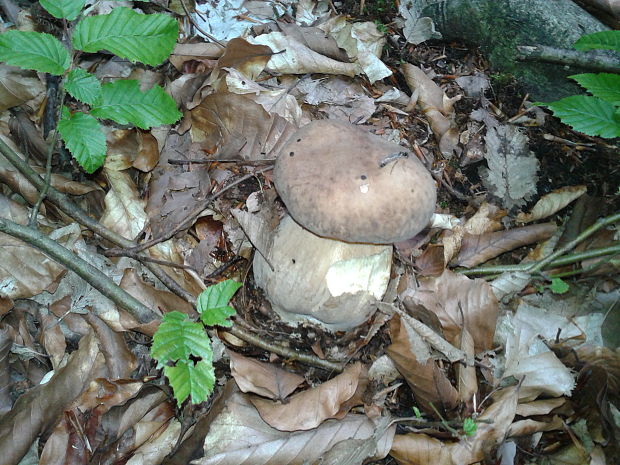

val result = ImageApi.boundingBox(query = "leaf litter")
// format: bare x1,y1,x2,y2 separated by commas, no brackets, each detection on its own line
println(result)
0,0,619,464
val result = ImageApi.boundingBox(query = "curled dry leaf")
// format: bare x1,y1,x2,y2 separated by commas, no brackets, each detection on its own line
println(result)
489,271,531,300
100,168,148,241
408,270,499,352
250,362,367,431
195,381,394,465
386,315,460,413
249,32,360,77
453,222,557,268
389,386,519,465
441,202,505,264
0,64,45,111
216,38,272,80
0,332,105,465
401,63,460,155
516,185,587,223
228,349,305,400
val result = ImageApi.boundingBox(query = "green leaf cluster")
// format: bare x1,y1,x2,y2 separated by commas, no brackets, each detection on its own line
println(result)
151,280,242,405
0,6,181,173
540,31,620,139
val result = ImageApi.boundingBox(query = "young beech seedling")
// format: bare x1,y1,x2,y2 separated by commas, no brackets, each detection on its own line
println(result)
151,280,242,405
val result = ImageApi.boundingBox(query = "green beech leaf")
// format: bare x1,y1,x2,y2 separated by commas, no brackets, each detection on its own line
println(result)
164,360,215,404
544,95,620,138
463,418,477,437
90,79,181,129
151,312,213,364
0,30,70,75
65,68,102,104
72,7,178,66
570,73,620,106
57,109,107,173
550,278,569,295
197,280,242,327
40,0,86,20
574,30,620,53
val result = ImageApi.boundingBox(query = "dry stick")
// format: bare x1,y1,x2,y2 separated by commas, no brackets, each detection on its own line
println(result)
0,139,337,371
0,217,159,324
120,166,272,254
377,302,468,364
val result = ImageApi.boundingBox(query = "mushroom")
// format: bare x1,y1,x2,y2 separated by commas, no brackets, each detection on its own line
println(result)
249,120,437,331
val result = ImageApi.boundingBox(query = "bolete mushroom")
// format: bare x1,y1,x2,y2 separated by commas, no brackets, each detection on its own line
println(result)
250,120,436,330
274,119,436,243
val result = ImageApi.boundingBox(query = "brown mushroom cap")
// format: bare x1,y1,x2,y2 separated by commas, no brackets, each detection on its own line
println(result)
274,120,437,244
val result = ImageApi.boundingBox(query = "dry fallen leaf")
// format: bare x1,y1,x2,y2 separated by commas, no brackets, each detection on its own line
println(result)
408,270,499,352
452,222,557,268
228,349,305,400
516,185,587,223
195,381,394,465
249,362,367,431
390,386,519,465
386,315,459,413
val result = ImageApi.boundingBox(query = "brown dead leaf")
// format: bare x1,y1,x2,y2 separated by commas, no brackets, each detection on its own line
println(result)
0,332,105,465
457,328,477,404
217,37,272,80
453,222,557,268
278,22,349,63
100,168,148,241
120,268,194,317
390,386,518,465
409,270,499,352
0,64,45,111
0,196,76,299
386,315,459,413
249,32,360,77
107,129,160,172
516,185,587,223
191,92,296,160
250,362,367,431
194,381,394,465
39,312,66,370
414,244,445,277
169,42,224,71
228,349,305,400
508,415,564,437
83,312,137,379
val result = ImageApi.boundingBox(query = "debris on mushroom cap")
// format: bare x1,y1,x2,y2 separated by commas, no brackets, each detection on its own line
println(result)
274,120,437,244
252,214,392,331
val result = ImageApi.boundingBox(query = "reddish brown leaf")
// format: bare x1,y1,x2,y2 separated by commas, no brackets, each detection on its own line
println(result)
228,350,305,400
453,222,557,268
386,315,459,413
409,270,499,352
250,362,366,431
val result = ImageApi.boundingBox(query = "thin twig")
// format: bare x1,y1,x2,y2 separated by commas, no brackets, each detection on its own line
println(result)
178,0,225,47
377,302,468,364
29,86,66,228
0,218,159,324
225,325,345,372
168,158,275,166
